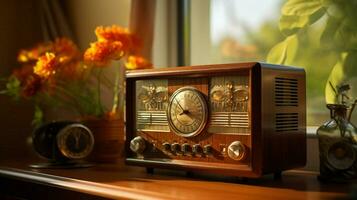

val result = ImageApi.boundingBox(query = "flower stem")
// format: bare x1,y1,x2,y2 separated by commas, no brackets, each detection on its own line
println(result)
51,84,85,116
111,65,121,115
96,68,105,115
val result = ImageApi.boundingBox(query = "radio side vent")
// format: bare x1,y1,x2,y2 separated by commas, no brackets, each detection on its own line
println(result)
275,77,298,106
276,113,298,132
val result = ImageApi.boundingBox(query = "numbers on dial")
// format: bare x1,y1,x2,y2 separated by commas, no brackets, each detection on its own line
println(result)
167,87,208,137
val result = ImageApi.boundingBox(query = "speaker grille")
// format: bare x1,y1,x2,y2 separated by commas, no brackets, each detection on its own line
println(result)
275,77,298,106
276,113,298,132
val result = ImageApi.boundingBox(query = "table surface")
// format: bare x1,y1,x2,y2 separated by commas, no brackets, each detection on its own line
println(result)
0,159,354,200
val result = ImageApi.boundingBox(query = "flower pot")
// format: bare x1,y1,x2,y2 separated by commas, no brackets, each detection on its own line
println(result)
83,118,124,163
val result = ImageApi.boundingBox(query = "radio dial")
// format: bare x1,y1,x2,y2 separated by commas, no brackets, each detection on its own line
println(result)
171,143,182,155
167,87,208,137
228,141,246,161
130,136,146,154
162,142,172,154
203,144,213,157
192,144,203,157
181,143,192,156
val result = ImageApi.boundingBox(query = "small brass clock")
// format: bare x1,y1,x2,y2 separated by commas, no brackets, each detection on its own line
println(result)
56,124,94,160
167,87,208,137
30,121,94,168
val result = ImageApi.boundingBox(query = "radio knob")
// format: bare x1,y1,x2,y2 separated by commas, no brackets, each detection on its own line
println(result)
181,143,192,156
227,141,246,161
203,144,213,157
130,136,146,154
162,142,172,154
171,143,182,155
192,144,203,157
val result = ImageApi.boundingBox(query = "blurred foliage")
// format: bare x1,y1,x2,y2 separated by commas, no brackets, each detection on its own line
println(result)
211,0,357,125
268,0,357,105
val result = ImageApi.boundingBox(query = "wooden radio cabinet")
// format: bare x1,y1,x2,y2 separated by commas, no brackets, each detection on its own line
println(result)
125,62,306,177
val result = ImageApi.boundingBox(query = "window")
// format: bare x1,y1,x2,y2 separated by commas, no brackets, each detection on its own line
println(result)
187,0,357,126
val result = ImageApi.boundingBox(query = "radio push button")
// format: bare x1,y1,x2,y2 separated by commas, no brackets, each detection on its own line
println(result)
130,136,146,154
227,141,246,161
203,144,214,157
181,143,192,156
171,143,182,155
192,144,203,157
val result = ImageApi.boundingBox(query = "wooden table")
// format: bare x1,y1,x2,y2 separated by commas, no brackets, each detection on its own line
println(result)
0,159,353,200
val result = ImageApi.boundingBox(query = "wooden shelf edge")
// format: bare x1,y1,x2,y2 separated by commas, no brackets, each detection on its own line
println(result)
0,167,173,200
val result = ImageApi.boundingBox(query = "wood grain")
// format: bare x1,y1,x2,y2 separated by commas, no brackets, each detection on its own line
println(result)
0,159,350,200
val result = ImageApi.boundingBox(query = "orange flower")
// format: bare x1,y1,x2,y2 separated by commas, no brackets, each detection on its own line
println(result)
17,38,81,65
84,41,124,66
94,25,141,55
95,25,130,41
53,38,81,64
125,55,152,70
17,42,52,63
22,74,44,98
52,38,83,79
34,52,57,78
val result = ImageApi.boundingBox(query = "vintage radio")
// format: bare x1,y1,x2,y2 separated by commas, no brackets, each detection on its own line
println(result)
125,62,306,178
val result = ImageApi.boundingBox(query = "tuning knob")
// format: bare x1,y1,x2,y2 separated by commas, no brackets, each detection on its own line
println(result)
227,141,246,161
203,144,213,157
130,136,146,154
171,143,182,155
192,144,203,157
181,143,192,156
162,142,172,154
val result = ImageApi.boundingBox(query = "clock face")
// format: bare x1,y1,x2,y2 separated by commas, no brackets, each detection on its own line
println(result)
57,124,94,159
167,87,208,137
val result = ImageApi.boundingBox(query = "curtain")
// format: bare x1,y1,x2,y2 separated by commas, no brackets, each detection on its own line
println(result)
129,0,156,61
38,0,74,41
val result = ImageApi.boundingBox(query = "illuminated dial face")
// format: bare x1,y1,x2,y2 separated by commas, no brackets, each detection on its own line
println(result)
57,124,94,159
167,87,208,137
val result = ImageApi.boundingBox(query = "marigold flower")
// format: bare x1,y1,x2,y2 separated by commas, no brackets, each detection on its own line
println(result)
94,25,141,55
125,55,152,70
34,52,57,78
17,38,81,65
22,74,44,98
17,42,52,63
53,38,81,64
84,41,124,66
95,25,130,41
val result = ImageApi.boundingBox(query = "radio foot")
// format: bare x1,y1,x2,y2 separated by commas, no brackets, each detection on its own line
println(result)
146,167,154,174
274,171,282,180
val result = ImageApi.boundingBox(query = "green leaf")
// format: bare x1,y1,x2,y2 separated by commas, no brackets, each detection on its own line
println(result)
338,18,357,51
279,8,325,36
320,16,342,49
284,35,299,64
32,105,44,128
325,51,357,103
280,15,309,36
267,41,287,64
266,35,298,64
282,0,323,16
5,76,21,100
